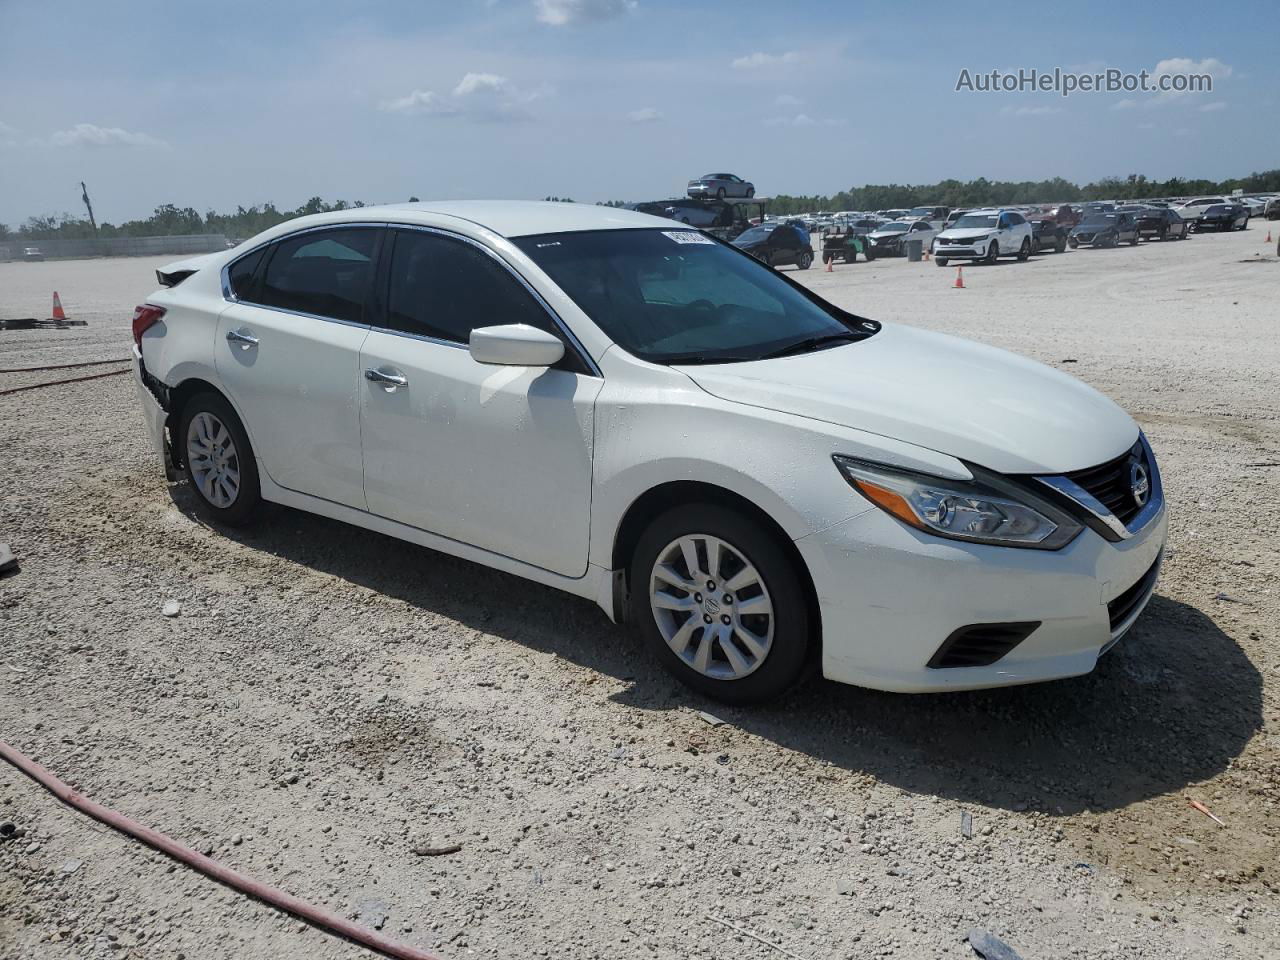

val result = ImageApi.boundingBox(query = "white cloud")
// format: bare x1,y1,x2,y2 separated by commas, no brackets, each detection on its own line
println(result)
1153,56,1231,81
381,73,546,122
765,113,843,128
454,72,509,96
731,51,800,69
48,123,167,148
0,120,19,146
774,93,803,106
1199,100,1227,112
999,105,1061,117
534,0,635,26
1112,99,1137,110
626,107,663,123
379,89,457,115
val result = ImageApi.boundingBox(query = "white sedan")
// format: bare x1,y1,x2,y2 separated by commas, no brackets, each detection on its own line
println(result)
132,201,1166,703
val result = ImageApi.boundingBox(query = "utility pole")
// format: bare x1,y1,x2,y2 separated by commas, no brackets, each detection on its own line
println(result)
80,181,98,234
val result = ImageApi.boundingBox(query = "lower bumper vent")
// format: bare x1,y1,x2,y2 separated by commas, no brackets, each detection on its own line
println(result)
928,621,1041,669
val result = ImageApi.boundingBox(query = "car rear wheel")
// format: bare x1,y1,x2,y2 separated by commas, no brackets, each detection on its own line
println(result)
796,251,813,270
178,392,261,526
746,187,755,198
630,504,811,704
984,241,999,264
716,187,726,200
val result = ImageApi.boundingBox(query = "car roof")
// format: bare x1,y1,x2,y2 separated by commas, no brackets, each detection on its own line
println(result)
315,200,678,239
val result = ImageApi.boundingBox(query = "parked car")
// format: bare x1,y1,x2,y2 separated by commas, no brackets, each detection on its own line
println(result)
932,209,1034,266
22,246,45,262
1194,203,1249,232
907,205,951,229
1028,218,1069,254
731,222,814,270
660,199,739,229
1081,202,1116,216
1132,207,1190,241
687,173,755,200
943,209,970,229
131,200,1166,703
1042,204,1082,228
877,209,911,221
1266,197,1280,220
1175,197,1228,221
864,219,937,259
1069,212,1139,248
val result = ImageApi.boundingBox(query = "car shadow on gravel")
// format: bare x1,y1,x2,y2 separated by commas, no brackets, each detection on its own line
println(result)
175,488,1261,816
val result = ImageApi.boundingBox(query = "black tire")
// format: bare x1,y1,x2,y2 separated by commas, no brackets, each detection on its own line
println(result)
935,257,949,266
177,391,261,526
1055,237,1067,253
844,250,857,264
716,187,726,200
1129,234,1139,246
746,187,755,198
629,503,812,704
1068,238,1079,249
1158,227,1168,241
984,241,999,264
1016,237,1031,261
796,251,812,270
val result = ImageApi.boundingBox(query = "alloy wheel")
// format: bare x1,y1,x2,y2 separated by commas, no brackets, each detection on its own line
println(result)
649,534,774,680
186,411,241,508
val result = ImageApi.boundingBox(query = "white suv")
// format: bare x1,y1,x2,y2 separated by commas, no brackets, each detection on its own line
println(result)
132,201,1166,703
934,209,1034,266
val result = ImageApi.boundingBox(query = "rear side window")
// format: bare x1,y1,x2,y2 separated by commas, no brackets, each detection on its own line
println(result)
385,229,557,344
257,227,379,324
227,248,266,300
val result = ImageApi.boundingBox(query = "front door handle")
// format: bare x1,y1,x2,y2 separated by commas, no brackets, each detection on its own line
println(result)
226,329,259,350
364,367,408,390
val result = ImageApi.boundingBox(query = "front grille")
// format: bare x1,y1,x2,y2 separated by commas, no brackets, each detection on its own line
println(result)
1107,555,1161,631
928,621,1041,669
1064,441,1147,526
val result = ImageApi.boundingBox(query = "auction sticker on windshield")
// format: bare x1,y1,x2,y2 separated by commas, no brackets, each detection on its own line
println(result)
662,231,715,244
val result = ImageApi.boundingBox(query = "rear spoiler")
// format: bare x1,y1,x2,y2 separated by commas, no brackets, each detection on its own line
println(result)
156,252,221,288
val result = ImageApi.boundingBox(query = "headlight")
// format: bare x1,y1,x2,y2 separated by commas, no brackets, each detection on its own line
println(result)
833,456,1083,550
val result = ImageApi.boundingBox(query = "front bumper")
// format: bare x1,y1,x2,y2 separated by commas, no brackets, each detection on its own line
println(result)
935,243,983,258
796,500,1168,692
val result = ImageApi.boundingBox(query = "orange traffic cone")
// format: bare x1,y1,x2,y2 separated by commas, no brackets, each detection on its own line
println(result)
953,266,965,289
50,292,67,321
825,255,833,273
1267,230,1273,243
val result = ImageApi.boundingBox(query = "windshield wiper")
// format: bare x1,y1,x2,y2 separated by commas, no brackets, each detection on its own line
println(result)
663,352,764,365
758,332,861,360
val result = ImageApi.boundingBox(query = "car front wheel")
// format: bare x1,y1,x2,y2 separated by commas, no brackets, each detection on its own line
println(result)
178,391,261,526
630,504,811,704
984,241,999,264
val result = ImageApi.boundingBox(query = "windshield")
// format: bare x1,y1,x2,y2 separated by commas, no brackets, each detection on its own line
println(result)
733,226,773,244
952,214,997,229
876,222,909,233
907,207,935,217
1080,215,1115,227
513,229,875,365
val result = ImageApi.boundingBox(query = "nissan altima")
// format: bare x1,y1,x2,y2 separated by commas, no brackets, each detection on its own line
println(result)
132,201,1166,704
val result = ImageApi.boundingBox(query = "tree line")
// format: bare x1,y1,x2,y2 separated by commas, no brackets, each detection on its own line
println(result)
4,169,1278,240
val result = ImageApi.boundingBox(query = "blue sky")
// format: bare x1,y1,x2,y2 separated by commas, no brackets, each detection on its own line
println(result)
0,0,1276,226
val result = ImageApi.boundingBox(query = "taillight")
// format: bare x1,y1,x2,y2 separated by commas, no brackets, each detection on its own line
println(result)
131,304,166,348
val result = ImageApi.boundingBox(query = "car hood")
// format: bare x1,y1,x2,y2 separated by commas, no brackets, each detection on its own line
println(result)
868,230,906,240
676,323,1137,474
937,228,992,241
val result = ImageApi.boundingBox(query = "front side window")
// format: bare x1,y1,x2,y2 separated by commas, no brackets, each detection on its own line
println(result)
257,228,379,323
513,229,875,365
385,229,556,344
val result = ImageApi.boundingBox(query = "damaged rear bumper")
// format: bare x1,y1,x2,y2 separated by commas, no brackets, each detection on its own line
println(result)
133,347,177,480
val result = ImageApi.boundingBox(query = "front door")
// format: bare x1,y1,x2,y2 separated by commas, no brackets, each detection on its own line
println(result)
359,227,602,577
215,226,381,509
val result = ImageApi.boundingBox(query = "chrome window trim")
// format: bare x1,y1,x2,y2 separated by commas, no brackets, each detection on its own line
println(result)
382,223,602,378
1034,433,1164,542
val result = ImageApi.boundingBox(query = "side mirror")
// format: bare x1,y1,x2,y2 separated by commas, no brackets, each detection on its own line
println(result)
469,324,565,367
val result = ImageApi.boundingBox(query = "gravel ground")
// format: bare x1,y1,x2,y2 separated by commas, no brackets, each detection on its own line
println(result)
1,226,1278,960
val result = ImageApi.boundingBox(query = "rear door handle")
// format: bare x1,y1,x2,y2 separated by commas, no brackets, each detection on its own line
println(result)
364,367,408,390
226,329,259,349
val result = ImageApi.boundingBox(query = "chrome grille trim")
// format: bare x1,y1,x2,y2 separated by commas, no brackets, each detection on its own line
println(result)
1034,433,1164,542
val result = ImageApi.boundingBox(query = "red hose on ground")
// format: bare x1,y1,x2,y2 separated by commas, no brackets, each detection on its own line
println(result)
0,740,446,960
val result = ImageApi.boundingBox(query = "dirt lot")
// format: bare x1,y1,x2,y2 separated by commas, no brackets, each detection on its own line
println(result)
2,227,1278,960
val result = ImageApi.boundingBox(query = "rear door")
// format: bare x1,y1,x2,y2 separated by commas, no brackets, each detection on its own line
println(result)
358,227,602,577
215,226,381,508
